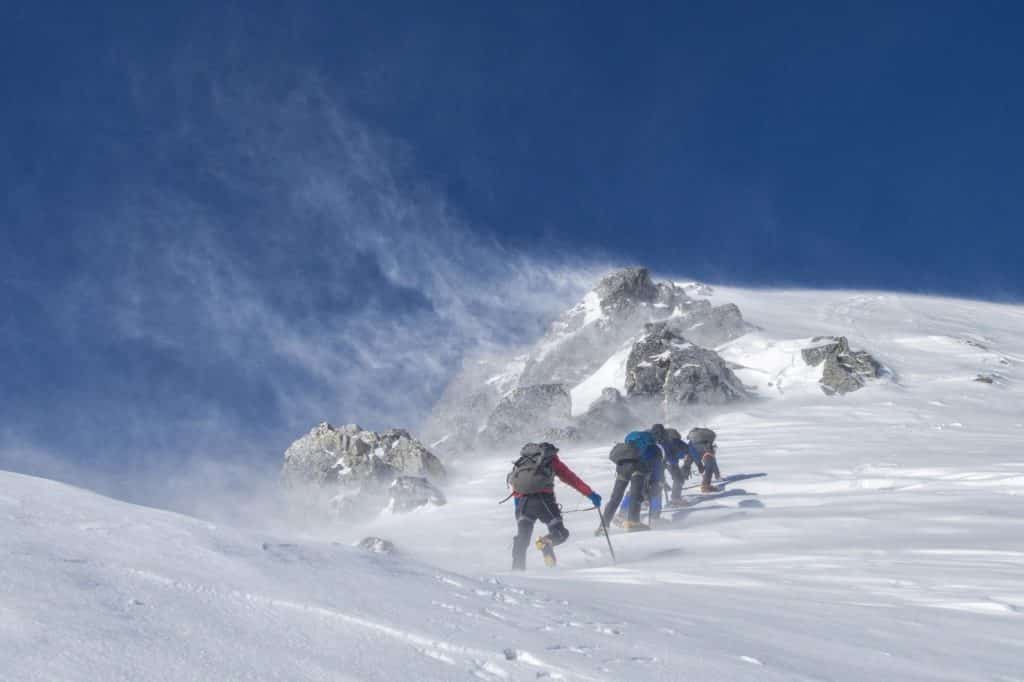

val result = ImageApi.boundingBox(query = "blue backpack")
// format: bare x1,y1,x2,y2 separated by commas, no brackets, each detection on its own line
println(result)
608,430,657,464
625,430,655,451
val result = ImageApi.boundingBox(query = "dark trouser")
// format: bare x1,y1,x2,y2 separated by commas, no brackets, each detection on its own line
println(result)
667,454,705,499
666,458,686,500
602,461,648,526
701,453,721,486
512,492,568,570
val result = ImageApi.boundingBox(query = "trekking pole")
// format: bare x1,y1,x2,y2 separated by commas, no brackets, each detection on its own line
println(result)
647,480,654,528
595,506,617,564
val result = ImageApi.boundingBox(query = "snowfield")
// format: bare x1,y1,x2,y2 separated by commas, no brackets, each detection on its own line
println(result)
4,286,1024,681
569,344,632,416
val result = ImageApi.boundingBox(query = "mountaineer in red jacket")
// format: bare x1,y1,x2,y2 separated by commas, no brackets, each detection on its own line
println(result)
506,442,601,570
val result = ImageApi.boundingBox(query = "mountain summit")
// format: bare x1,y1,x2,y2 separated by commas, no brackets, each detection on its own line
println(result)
423,267,756,451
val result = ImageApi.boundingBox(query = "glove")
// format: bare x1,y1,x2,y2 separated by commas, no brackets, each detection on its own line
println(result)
587,492,602,508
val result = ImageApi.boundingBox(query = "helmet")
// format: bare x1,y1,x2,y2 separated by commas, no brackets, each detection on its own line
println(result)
664,428,681,441
649,424,666,442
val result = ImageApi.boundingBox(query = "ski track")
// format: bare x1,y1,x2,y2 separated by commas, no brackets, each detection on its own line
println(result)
4,286,1024,680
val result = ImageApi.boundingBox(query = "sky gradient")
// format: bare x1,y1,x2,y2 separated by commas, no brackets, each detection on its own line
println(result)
2,2,1022,501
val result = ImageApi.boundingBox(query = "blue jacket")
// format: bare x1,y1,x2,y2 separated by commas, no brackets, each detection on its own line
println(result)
618,441,665,515
661,438,686,463
636,443,664,482
624,431,663,473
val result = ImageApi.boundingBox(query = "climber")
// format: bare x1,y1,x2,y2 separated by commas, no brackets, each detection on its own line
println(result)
507,442,601,569
600,424,666,533
663,427,700,504
687,427,722,493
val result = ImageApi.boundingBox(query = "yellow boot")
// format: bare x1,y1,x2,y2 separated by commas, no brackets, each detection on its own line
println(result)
535,536,557,567
622,520,650,532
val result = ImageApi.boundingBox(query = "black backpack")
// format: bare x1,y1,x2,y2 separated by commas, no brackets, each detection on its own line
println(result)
687,427,717,452
608,441,639,464
662,428,686,457
508,443,557,495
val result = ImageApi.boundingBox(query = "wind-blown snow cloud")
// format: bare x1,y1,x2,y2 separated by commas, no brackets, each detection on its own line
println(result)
0,67,607,509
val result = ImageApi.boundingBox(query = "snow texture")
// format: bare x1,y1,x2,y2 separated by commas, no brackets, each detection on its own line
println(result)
4,285,1024,681
570,343,631,416
429,267,756,451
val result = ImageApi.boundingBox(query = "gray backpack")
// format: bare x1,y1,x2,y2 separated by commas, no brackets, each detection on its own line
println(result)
508,443,557,495
608,441,639,464
687,427,717,452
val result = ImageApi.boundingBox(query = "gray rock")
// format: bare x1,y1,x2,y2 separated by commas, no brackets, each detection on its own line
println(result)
595,266,661,314
329,494,373,520
357,537,396,554
665,302,756,348
388,476,447,513
479,384,572,445
282,423,446,519
423,267,756,447
282,422,446,486
680,281,715,297
573,387,639,437
625,323,749,405
801,337,846,367
420,352,527,455
518,267,693,388
801,336,885,395
538,425,582,443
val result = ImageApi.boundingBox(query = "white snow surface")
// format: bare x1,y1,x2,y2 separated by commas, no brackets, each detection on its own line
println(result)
581,290,605,326
5,286,1024,681
483,356,527,396
569,343,632,416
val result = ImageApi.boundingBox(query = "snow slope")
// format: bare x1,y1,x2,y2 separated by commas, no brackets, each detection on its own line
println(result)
1,471,632,681
569,343,631,416
4,286,1024,681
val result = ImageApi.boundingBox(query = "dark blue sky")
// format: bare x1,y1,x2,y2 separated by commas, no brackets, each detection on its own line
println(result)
2,2,1022,491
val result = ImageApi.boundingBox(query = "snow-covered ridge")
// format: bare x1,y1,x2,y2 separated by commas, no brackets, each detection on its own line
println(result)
6,283,1024,681
570,343,631,416
424,267,755,449
0,471,625,681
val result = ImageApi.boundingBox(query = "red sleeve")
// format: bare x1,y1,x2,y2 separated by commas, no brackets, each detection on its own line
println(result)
551,455,593,497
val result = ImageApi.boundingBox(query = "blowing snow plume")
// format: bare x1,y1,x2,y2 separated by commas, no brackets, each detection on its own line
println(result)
421,267,760,456
0,66,602,516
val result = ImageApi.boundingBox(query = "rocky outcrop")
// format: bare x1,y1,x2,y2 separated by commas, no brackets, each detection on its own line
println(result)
538,425,583,443
357,537,397,554
423,267,756,449
282,423,446,519
665,302,754,349
626,323,749,405
572,387,638,437
389,476,447,513
973,372,1006,385
801,336,885,395
478,384,572,445
518,268,693,388
594,266,661,312
421,352,526,455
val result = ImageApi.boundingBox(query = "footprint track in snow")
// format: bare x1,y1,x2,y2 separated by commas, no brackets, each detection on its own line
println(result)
556,619,625,636
431,600,475,617
547,643,598,657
